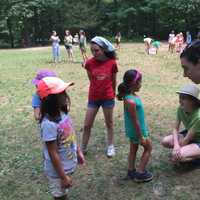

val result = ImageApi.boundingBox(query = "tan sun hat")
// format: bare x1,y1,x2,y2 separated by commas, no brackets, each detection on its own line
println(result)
176,84,200,100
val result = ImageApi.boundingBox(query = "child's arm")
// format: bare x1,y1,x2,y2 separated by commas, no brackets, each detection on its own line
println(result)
46,141,72,188
181,130,195,146
124,99,143,141
172,120,181,148
77,146,85,165
112,72,117,94
33,108,41,121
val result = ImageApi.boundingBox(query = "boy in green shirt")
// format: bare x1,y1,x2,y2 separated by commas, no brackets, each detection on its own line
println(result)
162,84,200,162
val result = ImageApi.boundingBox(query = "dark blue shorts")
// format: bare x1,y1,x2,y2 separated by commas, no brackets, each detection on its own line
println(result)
88,99,115,108
180,129,200,148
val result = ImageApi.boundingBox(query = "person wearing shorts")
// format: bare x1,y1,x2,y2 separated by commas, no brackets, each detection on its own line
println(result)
162,84,200,163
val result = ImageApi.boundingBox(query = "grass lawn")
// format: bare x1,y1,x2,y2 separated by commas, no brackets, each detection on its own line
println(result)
0,43,198,200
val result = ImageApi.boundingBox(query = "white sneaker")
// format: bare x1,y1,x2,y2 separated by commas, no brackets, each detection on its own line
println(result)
106,145,115,157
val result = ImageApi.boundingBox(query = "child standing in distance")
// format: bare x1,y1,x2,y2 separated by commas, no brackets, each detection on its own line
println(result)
50,31,60,63
151,40,161,54
81,36,118,157
64,30,74,62
168,30,176,53
37,77,84,200
117,69,153,182
162,84,200,163
79,30,88,62
32,69,57,121
115,32,121,49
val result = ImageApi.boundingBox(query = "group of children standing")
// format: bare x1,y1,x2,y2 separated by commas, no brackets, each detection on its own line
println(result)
168,30,192,53
50,30,87,63
32,36,200,200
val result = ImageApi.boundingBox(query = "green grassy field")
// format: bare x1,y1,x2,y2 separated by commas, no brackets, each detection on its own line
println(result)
0,43,198,200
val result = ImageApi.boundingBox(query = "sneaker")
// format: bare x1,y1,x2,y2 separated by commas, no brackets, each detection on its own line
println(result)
106,145,115,157
135,171,153,183
124,169,137,180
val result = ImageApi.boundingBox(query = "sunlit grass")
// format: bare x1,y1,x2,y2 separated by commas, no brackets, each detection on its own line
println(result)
0,43,197,200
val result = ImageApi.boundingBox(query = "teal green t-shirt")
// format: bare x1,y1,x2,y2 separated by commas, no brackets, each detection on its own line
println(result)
177,106,200,142
124,94,149,143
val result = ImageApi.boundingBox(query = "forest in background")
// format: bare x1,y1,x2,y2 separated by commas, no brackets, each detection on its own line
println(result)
1,0,200,48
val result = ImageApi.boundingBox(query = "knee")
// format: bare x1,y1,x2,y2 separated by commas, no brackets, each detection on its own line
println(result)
161,137,170,147
105,119,113,129
83,124,92,132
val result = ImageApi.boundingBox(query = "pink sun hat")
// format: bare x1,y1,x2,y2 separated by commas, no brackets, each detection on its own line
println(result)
32,69,57,85
37,77,74,99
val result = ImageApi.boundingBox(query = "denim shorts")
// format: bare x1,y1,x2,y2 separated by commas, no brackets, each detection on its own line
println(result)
180,129,200,148
88,99,115,108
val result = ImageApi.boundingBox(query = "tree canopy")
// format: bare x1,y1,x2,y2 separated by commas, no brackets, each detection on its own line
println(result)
0,0,200,47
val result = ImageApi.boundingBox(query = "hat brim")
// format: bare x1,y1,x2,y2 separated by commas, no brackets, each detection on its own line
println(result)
176,91,200,101
51,82,74,95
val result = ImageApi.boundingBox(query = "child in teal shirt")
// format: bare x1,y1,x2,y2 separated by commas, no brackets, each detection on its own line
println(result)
117,69,153,182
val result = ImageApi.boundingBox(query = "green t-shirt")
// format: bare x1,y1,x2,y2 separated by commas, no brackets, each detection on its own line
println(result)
124,94,149,143
177,106,200,142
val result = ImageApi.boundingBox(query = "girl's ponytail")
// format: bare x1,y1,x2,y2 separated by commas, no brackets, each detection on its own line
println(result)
117,82,131,100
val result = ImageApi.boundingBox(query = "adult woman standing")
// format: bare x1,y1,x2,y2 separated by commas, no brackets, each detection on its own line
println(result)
81,36,118,157
79,30,88,62
50,31,60,63
64,30,74,62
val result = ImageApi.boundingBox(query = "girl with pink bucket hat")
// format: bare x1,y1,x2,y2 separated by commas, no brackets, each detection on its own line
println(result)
162,84,200,164
37,77,85,200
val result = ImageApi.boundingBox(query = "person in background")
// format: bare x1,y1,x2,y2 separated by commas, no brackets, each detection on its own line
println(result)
143,36,152,54
64,30,74,62
186,31,192,45
115,32,121,49
79,30,88,62
168,30,176,53
50,31,60,63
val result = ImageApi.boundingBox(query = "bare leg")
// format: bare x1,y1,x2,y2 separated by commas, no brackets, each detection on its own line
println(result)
180,144,200,162
138,139,152,172
128,142,138,171
102,107,114,145
81,107,99,152
162,134,184,148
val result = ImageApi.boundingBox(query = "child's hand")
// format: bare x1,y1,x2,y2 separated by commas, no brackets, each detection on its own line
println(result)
81,62,86,68
61,175,72,189
140,137,147,146
172,146,181,161
77,148,85,165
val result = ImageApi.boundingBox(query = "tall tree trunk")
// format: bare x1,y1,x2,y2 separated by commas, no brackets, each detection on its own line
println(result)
7,18,14,48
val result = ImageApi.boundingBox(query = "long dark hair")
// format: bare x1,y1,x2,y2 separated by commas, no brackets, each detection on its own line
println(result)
117,69,142,101
180,40,200,65
91,41,117,59
40,91,71,123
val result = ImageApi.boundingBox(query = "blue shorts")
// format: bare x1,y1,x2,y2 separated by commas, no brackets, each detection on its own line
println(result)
88,99,115,108
180,129,200,148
